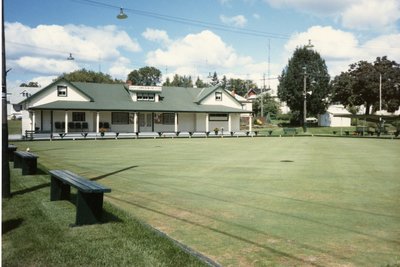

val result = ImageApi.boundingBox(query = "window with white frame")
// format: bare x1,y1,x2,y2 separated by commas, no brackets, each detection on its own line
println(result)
112,112,129,124
209,113,228,121
215,92,222,101
162,113,175,125
72,112,85,121
137,92,155,101
57,85,67,97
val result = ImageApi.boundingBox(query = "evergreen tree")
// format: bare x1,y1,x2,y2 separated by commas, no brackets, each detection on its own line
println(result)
210,72,219,86
195,76,208,88
277,46,331,124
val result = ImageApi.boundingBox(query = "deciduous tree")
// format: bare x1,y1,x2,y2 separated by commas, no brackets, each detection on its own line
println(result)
58,69,122,84
127,66,162,86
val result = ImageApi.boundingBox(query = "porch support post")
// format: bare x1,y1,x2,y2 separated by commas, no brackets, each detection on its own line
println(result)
134,112,138,133
228,114,232,133
205,113,209,132
64,111,68,134
248,113,253,133
174,113,178,133
31,110,36,131
50,110,53,140
40,110,43,131
96,111,100,133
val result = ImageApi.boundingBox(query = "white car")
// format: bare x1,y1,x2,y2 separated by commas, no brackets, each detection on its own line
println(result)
306,117,318,123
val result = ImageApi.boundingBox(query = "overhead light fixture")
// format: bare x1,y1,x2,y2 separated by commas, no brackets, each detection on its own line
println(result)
117,7,128,19
67,53,74,60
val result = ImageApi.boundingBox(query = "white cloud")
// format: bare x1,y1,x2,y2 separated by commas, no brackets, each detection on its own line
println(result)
341,0,400,31
108,57,133,80
265,0,400,31
142,28,171,45
146,30,252,69
11,56,79,75
283,26,400,76
5,22,141,77
32,76,58,87
220,15,248,28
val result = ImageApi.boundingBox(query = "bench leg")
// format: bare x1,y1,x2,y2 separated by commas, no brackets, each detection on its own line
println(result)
50,176,71,201
14,155,22,169
21,159,37,175
75,192,104,225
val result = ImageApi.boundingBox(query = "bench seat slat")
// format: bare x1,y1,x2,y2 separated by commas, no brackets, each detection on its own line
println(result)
49,170,111,193
15,151,39,158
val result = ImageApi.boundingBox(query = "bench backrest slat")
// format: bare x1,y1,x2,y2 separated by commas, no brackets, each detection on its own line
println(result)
49,170,111,193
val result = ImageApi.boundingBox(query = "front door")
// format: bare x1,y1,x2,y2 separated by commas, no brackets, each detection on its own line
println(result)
139,113,153,132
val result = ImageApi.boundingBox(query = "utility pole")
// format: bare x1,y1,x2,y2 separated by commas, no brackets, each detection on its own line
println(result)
261,73,265,118
2,0,11,198
303,67,307,132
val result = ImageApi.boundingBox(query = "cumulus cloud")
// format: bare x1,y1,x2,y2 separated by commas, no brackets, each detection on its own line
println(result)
265,0,400,31
146,30,252,68
5,22,141,77
108,57,133,79
142,28,171,45
341,0,400,31
11,56,79,75
283,26,400,75
220,15,248,28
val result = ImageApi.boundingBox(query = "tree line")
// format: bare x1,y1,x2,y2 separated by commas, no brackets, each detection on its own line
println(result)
40,50,399,124
278,47,400,124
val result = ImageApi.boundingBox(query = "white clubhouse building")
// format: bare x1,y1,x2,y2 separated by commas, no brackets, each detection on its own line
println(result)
18,78,253,138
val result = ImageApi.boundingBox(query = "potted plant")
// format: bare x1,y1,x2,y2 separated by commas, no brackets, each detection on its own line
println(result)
213,127,219,135
99,128,106,137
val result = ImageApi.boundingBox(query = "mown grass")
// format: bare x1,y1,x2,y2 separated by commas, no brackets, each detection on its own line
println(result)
2,165,209,267
5,137,400,266
7,120,22,135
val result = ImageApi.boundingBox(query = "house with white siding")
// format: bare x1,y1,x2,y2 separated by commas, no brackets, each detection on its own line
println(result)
18,78,253,138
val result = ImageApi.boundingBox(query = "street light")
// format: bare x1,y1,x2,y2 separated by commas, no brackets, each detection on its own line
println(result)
302,40,314,132
117,7,128,19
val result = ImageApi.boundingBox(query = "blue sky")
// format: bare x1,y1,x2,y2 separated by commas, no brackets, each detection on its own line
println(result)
4,0,400,94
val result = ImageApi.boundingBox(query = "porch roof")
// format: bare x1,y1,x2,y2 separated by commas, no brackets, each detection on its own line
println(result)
30,100,247,113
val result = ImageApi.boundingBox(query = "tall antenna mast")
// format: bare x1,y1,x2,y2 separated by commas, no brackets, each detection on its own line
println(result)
268,39,271,90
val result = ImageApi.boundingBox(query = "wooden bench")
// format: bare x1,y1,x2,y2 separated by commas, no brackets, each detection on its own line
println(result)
13,151,39,175
283,128,297,135
8,144,17,162
49,170,111,226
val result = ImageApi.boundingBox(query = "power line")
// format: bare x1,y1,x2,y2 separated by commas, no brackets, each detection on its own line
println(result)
67,0,291,40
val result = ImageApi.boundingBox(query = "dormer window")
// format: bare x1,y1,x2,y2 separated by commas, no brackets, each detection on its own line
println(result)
215,92,222,101
137,92,155,101
57,85,67,97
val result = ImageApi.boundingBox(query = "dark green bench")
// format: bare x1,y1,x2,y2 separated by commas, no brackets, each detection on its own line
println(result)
283,128,297,135
49,170,111,226
8,144,17,162
14,151,39,175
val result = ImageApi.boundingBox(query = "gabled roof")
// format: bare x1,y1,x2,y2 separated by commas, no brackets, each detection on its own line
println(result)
28,81,248,114
19,78,94,104
193,86,219,103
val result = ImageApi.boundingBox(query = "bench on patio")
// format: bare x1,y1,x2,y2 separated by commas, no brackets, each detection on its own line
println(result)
14,151,39,175
283,128,298,135
49,170,111,226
